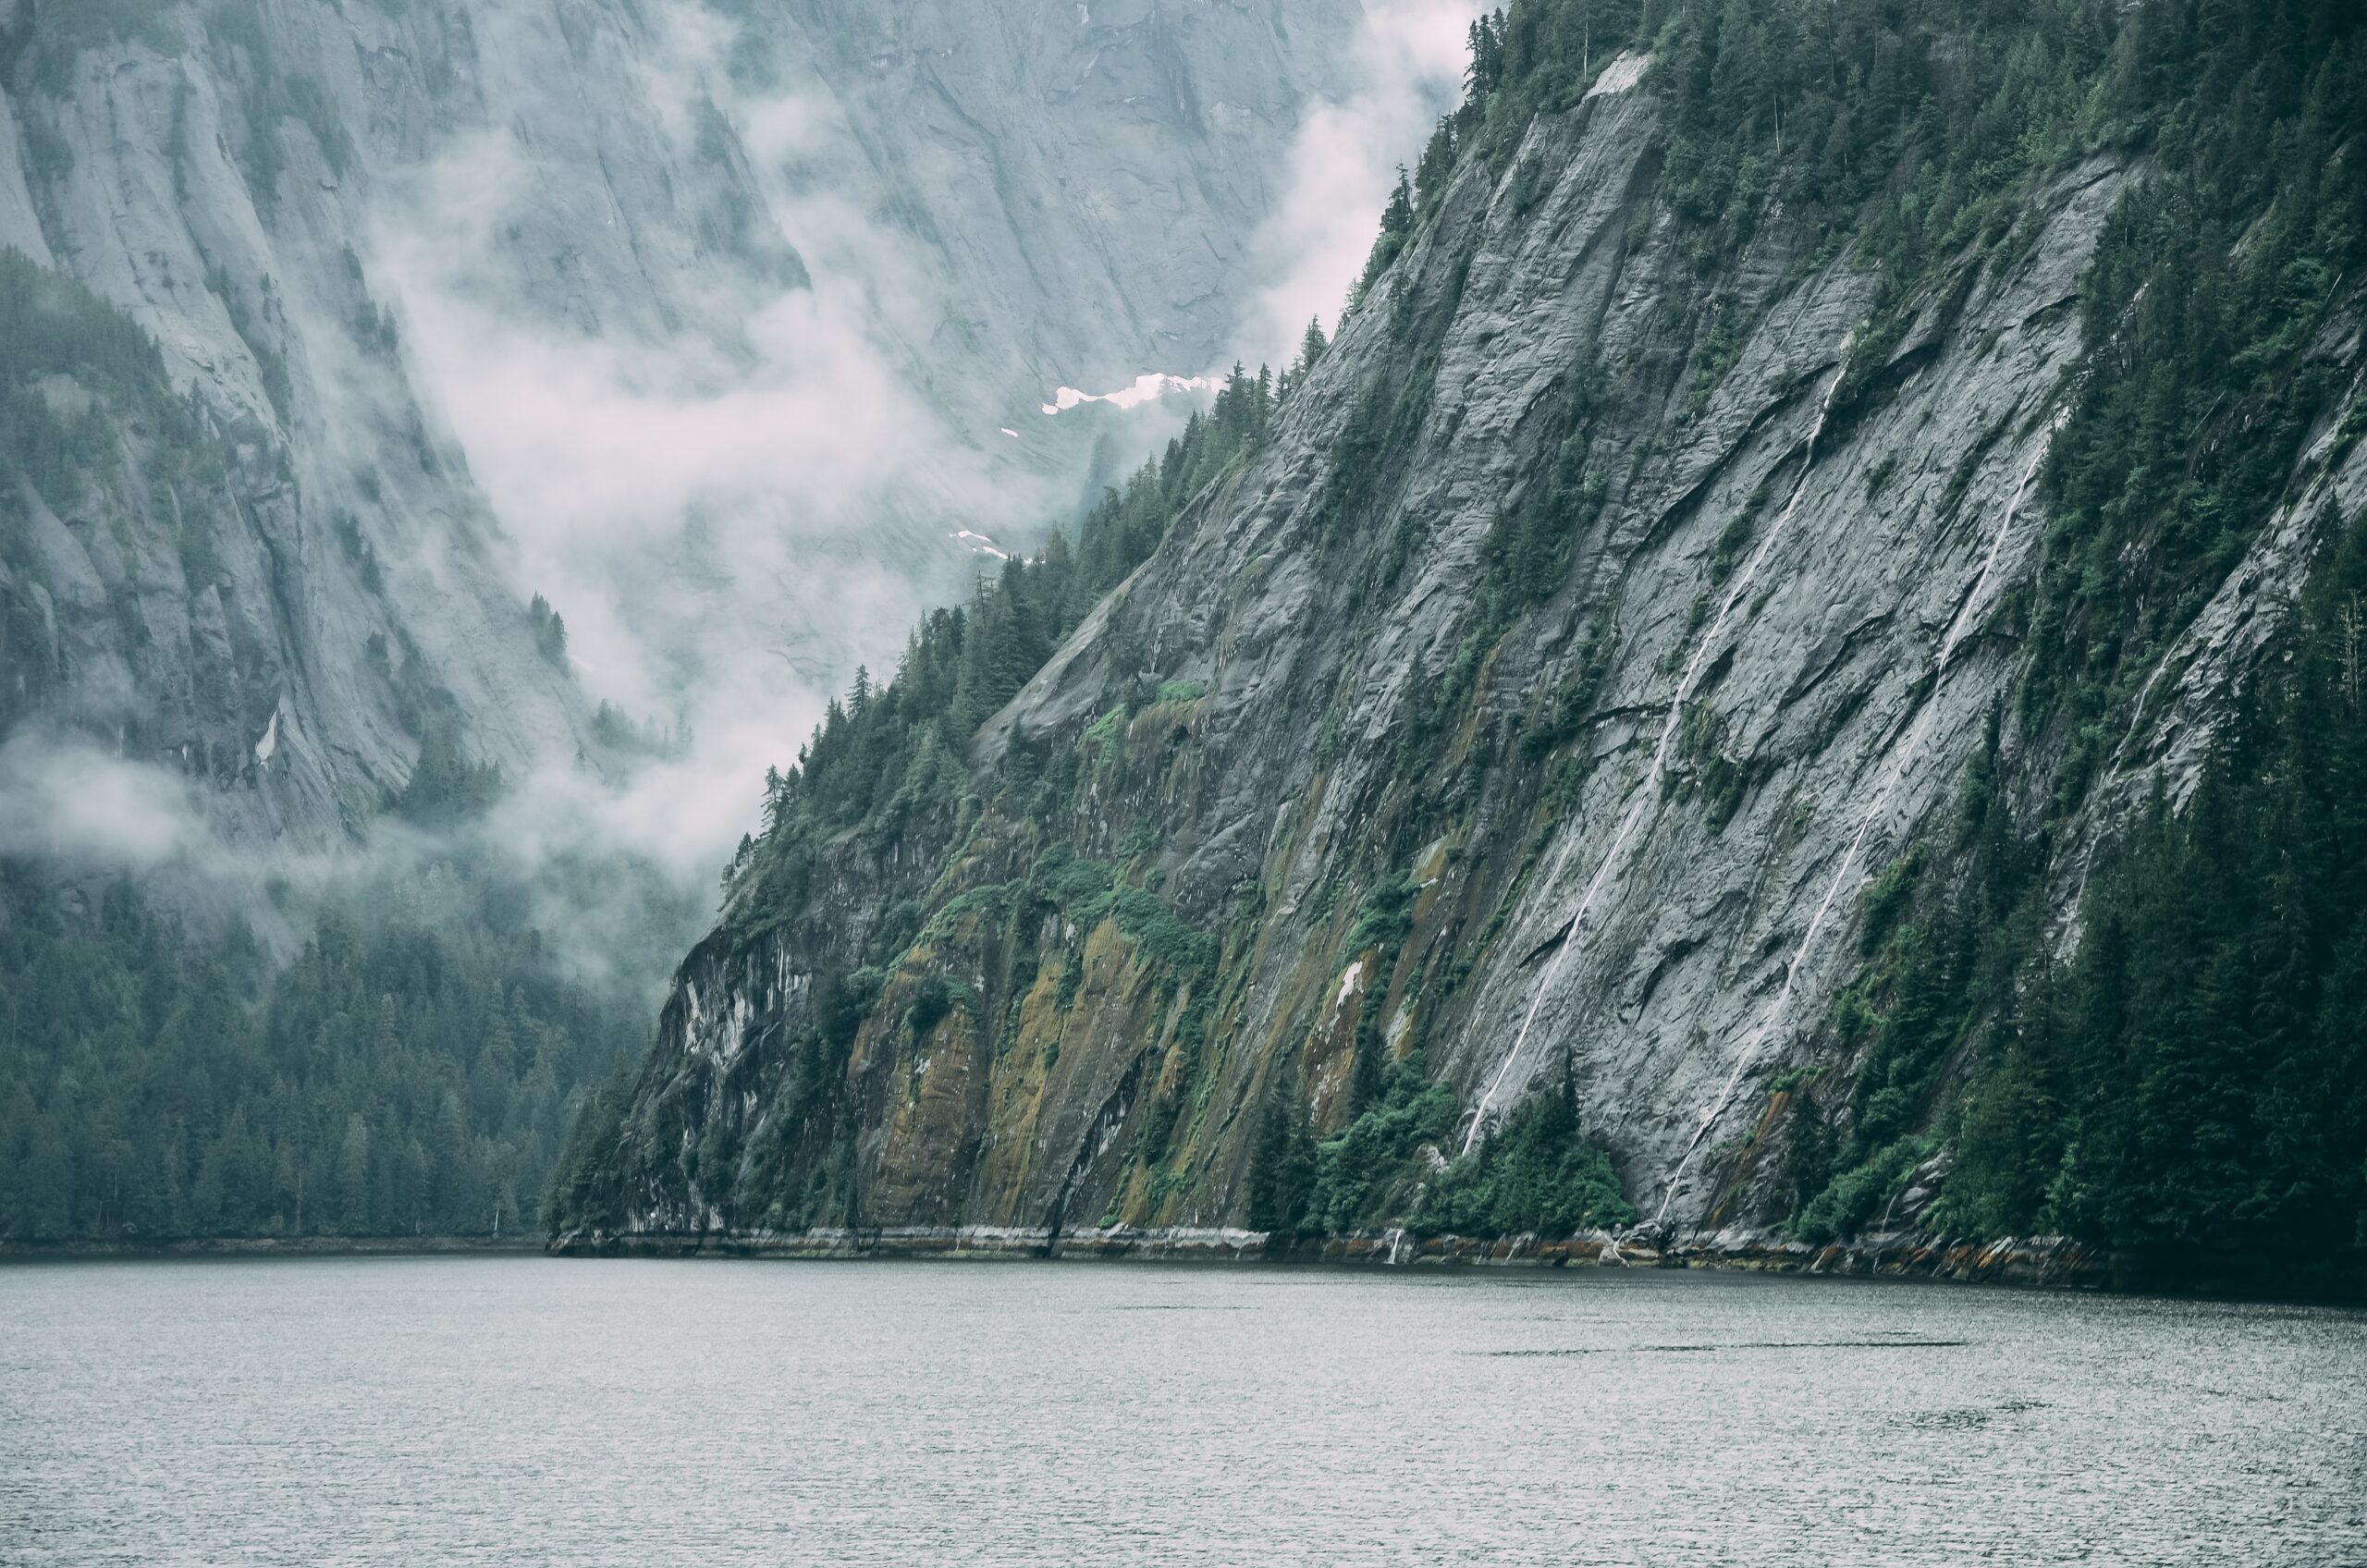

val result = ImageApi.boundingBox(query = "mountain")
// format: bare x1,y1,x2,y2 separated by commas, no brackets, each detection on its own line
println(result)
0,0,1365,1243
0,0,1355,873
556,0,2367,1280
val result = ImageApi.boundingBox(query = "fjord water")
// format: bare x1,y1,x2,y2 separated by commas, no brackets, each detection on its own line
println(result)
3,1260,2361,1565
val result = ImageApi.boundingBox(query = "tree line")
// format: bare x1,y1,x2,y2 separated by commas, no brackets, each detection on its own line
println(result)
0,858,668,1242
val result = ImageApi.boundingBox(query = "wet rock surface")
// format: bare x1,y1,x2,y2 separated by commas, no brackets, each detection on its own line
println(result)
590,65,2362,1247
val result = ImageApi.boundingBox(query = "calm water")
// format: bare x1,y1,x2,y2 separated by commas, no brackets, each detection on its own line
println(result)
2,1258,2361,1565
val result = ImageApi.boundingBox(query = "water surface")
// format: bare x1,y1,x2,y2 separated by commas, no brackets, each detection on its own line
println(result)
3,1258,2361,1564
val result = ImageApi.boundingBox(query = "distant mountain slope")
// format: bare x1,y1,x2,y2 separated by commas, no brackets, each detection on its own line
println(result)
0,0,1353,868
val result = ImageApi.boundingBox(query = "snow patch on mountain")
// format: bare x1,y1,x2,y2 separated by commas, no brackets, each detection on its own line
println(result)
1040,374,1216,416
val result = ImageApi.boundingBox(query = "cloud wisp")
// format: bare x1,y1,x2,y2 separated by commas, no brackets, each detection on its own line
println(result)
1235,0,1482,371
0,734,214,875
367,15,1066,886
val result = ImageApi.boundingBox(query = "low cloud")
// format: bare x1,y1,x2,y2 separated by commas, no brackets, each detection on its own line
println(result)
344,3,1476,900
0,734,214,874
1236,0,1482,370
366,12,1060,886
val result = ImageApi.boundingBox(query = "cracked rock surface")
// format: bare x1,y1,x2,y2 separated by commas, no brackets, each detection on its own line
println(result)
593,65,2364,1239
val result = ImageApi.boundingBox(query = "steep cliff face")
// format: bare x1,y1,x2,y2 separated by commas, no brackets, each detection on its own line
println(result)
2,0,574,865
0,0,1353,876
735,0,1358,398
568,22,2367,1248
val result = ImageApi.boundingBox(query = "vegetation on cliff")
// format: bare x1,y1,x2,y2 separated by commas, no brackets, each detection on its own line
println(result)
1771,0,2367,1255
1250,1052,1631,1241
565,0,2365,1262
1818,506,2367,1254
714,363,1287,946
545,368,1296,1235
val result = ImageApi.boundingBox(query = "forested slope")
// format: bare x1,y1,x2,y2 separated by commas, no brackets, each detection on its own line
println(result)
559,0,2367,1277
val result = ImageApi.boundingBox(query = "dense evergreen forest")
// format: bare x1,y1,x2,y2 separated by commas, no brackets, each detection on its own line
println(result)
1844,504,2367,1256
0,857,681,1241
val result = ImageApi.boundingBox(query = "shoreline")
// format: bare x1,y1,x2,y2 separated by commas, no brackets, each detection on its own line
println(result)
0,1235,548,1261
11,1226,2357,1303
546,1223,2367,1305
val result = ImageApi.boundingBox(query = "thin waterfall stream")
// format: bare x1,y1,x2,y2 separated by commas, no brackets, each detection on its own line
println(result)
1650,414,2060,1225
1461,347,1852,1155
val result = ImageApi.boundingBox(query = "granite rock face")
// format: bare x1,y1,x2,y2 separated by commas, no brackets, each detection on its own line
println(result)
751,0,1359,397
0,0,1354,885
585,59,2366,1241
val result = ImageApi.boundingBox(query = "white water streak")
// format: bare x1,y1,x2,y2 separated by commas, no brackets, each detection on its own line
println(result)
1650,416,2059,1224
1461,350,1852,1156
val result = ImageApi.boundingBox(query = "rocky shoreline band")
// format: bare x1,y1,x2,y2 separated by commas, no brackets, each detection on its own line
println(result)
10,1229,2357,1305
524,1225,2363,1305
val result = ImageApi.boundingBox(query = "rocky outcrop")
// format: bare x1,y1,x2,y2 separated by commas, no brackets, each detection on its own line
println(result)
578,50,2366,1251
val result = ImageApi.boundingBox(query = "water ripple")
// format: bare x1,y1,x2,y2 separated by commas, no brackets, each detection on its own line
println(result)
2,1259,2361,1566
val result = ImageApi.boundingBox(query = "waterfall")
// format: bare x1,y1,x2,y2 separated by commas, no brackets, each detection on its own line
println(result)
1461,347,1853,1156
1650,416,2059,1226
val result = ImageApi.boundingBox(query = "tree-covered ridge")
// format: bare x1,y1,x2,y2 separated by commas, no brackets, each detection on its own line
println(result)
1453,0,2299,233
717,363,1294,944
1943,505,2367,1251
547,366,1310,1235
1429,0,2363,440
0,857,679,1242
1419,0,2119,270
2020,4,2366,811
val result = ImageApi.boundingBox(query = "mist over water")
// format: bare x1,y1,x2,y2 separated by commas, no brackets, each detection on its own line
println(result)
4,1259,2361,1565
